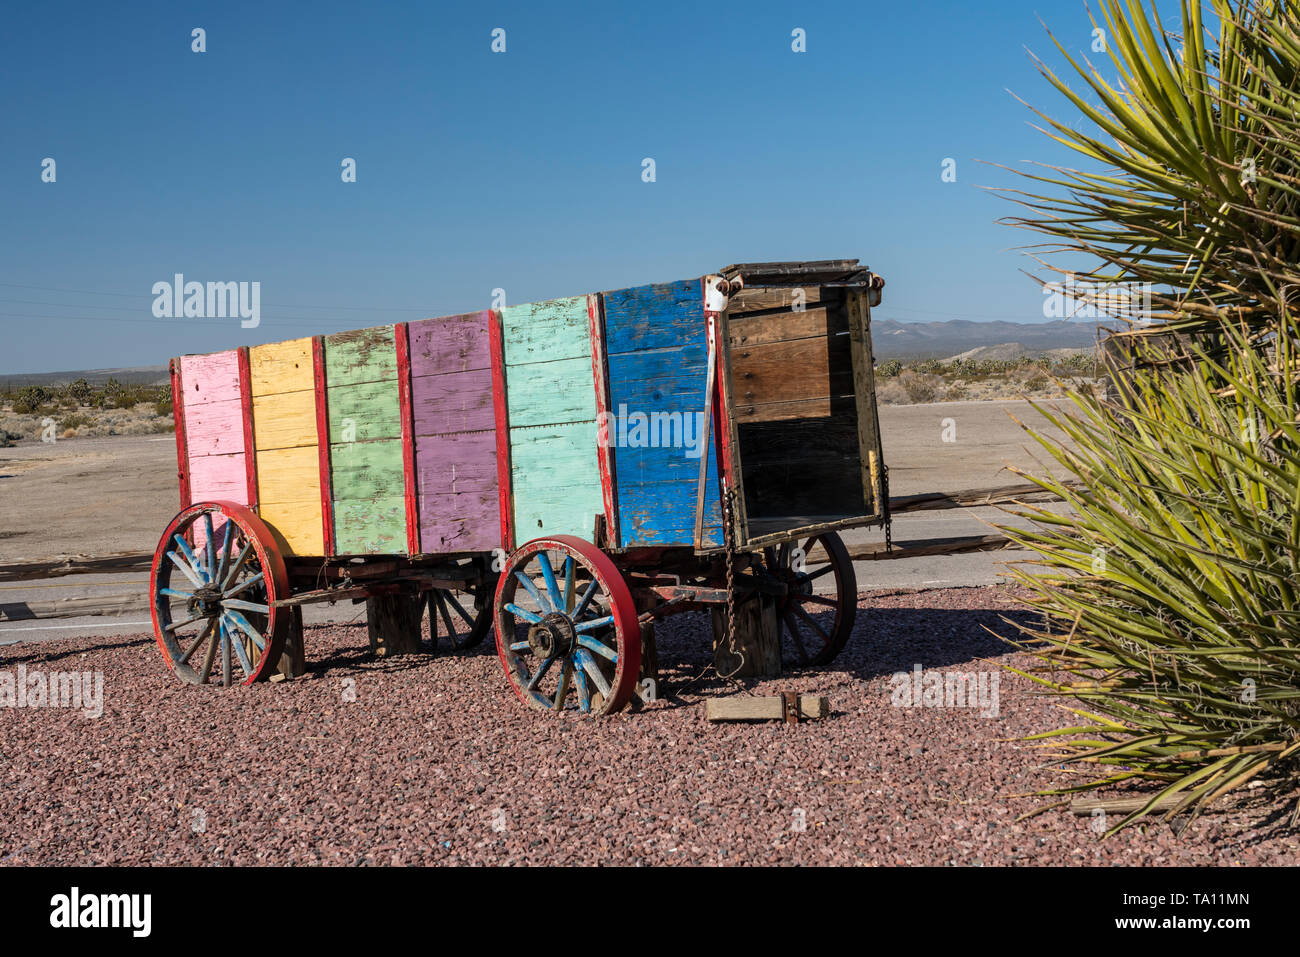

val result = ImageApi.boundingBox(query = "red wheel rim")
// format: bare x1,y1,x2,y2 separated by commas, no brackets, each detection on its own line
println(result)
494,535,641,715
150,501,289,686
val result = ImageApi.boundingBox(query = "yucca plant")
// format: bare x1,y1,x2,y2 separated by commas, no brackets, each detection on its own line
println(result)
1003,314,1300,832
1000,0,1300,832
1002,0,1300,335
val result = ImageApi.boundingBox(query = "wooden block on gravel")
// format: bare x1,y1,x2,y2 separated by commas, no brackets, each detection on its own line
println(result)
706,694,829,722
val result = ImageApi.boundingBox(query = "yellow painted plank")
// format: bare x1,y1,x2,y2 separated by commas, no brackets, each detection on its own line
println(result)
256,445,321,507
258,500,324,556
252,389,318,451
249,338,314,396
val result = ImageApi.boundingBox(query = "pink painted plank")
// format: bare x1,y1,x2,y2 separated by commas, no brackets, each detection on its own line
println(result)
411,367,495,435
179,351,241,406
409,311,492,377
188,452,249,503
184,398,247,458
414,431,498,552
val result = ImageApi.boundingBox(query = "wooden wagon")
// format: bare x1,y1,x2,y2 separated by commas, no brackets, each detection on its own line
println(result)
151,259,890,715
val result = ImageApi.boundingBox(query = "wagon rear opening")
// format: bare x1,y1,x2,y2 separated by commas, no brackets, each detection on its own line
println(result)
720,260,887,549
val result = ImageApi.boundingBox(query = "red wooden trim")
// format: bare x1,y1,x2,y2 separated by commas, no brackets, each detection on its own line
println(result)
236,346,259,509
169,358,191,509
312,336,336,556
395,322,421,556
488,309,515,553
588,293,619,549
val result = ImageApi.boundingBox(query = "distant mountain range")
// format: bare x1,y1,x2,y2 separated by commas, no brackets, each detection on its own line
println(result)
0,320,1108,385
0,366,170,389
871,319,1107,359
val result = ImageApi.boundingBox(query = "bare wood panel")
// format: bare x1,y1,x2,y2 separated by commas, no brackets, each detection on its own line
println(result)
726,285,823,315
727,306,845,348
729,335,853,408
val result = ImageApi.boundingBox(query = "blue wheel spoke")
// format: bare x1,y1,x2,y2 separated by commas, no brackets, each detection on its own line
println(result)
202,513,216,580
526,656,555,690
223,598,269,615
178,620,216,665
221,543,253,592
223,571,264,599
574,615,615,634
538,552,563,610
215,520,235,586
575,648,612,698
173,534,208,584
223,609,266,652
223,615,256,678
571,579,600,620
514,571,551,613
573,659,591,712
576,634,618,663
504,603,542,625
553,660,572,710
509,640,531,652
562,557,575,612
167,551,205,589
160,587,193,599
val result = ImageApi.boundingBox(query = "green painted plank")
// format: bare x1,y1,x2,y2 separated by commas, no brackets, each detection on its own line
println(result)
327,380,401,443
504,356,596,428
509,422,603,539
329,438,405,502
500,297,590,366
325,326,397,386
332,496,406,554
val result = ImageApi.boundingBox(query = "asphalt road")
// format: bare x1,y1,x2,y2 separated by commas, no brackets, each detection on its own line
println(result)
0,398,1076,645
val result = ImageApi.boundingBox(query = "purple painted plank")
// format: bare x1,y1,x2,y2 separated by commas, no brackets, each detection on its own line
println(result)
411,367,495,435
415,430,498,552
409,311,492,377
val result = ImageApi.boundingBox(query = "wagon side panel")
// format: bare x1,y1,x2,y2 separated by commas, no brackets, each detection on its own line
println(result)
408,310,500,553
323,325,408,555
501,296,604,541
178,350,250,505
601,279,723,548
249,337,325,556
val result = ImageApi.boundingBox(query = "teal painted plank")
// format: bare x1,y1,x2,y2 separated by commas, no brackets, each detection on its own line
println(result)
500,297,590,366
504,356,597,428
509,423,603,539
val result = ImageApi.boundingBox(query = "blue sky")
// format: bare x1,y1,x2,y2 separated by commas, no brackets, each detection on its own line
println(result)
1,0,1122,374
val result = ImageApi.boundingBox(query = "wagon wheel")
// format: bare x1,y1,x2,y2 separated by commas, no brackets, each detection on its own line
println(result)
494,536,641,716
149,501,289,687
761,531,857,667
427,562,495,651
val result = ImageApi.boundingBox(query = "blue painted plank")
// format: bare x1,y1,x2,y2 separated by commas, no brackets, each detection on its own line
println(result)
601,278,723,548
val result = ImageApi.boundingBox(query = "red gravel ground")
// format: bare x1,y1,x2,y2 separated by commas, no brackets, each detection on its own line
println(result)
1,584,1296,865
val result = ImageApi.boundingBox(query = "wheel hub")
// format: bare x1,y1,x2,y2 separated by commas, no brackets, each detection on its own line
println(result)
527,612,577,659
190,583,223,618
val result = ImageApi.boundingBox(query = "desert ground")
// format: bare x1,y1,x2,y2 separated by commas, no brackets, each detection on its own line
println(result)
6,399,1289,866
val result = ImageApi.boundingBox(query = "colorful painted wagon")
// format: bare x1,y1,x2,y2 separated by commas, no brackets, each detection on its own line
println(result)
152,259,889,716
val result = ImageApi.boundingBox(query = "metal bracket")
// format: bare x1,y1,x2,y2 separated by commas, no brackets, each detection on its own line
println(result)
782,691,800,724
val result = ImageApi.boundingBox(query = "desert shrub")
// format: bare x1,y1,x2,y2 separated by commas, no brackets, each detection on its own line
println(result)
876,359,903,377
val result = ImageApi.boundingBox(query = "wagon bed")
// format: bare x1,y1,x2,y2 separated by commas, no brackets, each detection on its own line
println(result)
153,259,889,715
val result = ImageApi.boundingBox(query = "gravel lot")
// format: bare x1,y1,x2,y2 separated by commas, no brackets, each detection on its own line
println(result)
2,584,1295,866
